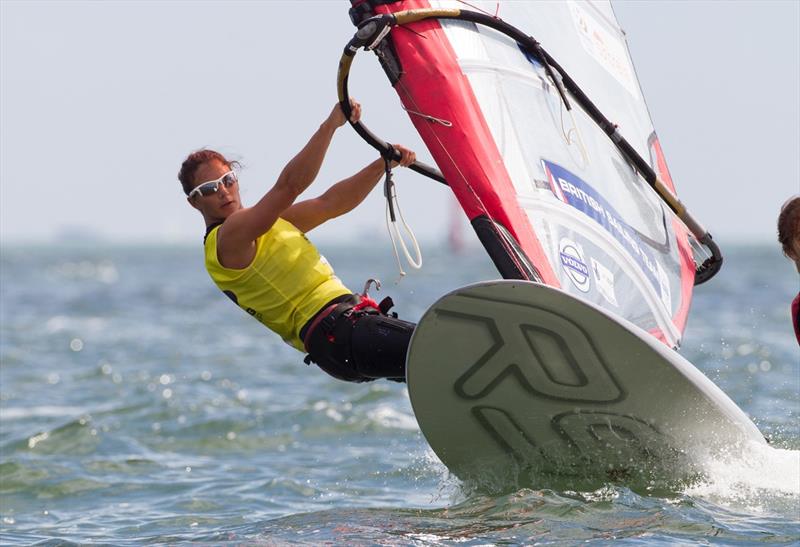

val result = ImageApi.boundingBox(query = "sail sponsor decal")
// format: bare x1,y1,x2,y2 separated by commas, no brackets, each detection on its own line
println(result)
590,256,618,307
543,160,665,301
567,0,639,99
558,238,591,293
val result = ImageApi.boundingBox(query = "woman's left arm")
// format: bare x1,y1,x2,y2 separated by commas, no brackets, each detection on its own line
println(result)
283,145,415,233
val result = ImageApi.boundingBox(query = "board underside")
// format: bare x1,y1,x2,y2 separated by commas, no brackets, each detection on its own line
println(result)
406,281,764,489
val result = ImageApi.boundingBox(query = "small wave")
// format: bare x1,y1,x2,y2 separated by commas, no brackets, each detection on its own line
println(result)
366,404,418,431
48,260,119,284
263,477,320,498
3,416,100,456
44,315,108,335
1,406,86,420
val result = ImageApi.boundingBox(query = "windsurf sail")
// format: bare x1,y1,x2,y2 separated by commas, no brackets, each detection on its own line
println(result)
340,0,722,348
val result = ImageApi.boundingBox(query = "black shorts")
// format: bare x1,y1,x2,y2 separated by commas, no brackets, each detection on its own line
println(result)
301,295,415,383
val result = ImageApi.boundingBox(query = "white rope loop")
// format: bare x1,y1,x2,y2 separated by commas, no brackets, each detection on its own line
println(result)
384,172,422,278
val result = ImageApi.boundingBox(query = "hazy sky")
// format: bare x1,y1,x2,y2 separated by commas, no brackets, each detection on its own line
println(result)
1,1,798,247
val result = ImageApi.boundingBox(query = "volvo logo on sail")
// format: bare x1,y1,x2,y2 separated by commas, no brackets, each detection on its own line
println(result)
559,238,590,292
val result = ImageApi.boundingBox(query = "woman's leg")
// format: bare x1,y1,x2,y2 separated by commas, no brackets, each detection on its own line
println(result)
349,314,415,380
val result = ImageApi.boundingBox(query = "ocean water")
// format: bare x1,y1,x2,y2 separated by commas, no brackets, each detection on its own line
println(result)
1,241,798,545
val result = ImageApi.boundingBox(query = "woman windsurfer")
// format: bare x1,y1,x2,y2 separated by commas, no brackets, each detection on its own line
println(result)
178,100,417,382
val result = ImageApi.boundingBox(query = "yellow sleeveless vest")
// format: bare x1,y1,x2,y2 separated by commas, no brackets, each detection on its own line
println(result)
204,218,351,351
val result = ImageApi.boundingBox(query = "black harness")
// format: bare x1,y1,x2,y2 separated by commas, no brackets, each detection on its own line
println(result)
302,294,412,383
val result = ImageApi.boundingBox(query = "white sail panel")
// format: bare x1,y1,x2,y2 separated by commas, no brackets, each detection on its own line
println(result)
428,0,693,345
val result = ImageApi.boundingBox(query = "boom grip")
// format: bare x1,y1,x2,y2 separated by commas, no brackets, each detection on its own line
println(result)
393,8,460,25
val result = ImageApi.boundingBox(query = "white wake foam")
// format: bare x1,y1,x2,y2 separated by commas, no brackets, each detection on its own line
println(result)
687,440,800,513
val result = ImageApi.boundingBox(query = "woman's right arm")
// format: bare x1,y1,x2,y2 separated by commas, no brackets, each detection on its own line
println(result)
219,102,359,255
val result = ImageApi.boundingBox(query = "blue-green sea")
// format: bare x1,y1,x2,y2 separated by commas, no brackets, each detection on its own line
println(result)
1,241,798,545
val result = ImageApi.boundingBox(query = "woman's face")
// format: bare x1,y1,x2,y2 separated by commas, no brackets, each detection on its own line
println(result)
188,159,242,221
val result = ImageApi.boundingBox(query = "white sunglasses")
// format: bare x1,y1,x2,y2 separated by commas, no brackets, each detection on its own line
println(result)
188,171,238,200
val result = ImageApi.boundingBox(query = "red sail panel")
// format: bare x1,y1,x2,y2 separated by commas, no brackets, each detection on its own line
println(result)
374,0,560,286
649,134,694,335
